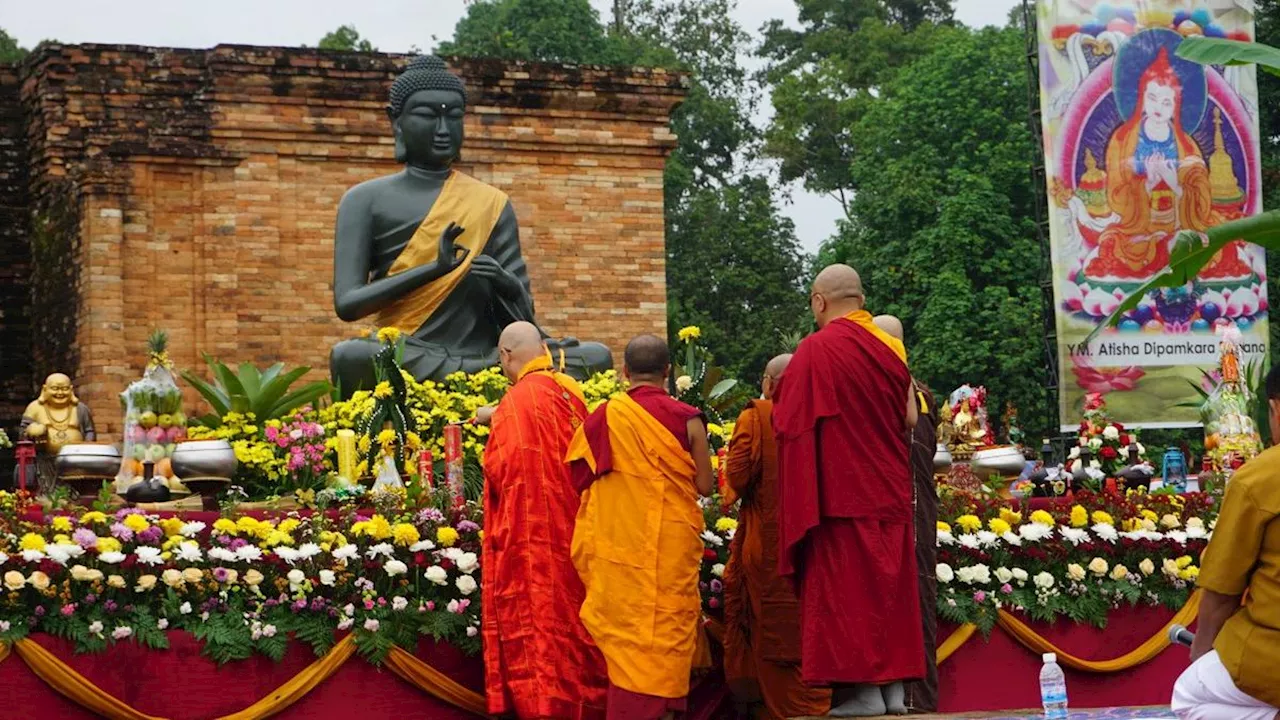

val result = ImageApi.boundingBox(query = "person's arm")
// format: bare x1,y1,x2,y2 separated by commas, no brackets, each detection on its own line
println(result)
687,417,716,497
905,382,919,429
1191,590,1243,662
724,408,759,499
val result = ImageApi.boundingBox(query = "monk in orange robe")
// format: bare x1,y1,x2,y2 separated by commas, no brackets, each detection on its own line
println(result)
723,353,832,720
774,265,922,718
480,321,609,719
566,334,716,719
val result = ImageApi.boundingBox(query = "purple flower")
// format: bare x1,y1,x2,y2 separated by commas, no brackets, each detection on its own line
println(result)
72,528,99,550
973,591,987,603
229,538,248,551
709,579,723,593
212,568,230,583
416,508,445,525
103,601,117,613
265,599,279,608
310,597,326,612
83,594,97,606
292,599,307,612
137,526,163,544
33,606,45,617
114,508,144,521
109,523,134,542
456,520,480,533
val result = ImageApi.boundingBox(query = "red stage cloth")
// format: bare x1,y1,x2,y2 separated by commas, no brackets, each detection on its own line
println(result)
0,633,484,720
938,603,1193,713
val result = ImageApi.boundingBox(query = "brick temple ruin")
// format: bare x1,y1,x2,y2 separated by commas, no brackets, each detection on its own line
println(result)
0,44,686,440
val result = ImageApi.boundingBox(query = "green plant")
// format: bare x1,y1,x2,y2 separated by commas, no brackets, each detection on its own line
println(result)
669,326,743,431
180,356,331,428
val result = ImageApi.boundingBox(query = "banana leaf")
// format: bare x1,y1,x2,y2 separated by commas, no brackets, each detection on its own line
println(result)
1091,211,1280,341
1177,36,1280,77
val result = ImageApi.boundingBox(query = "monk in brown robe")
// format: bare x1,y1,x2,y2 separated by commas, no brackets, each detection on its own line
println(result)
723,354,832,720
875,315,941,713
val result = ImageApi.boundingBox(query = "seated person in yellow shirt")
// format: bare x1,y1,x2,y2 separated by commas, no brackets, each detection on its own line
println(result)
1172,365,1280,720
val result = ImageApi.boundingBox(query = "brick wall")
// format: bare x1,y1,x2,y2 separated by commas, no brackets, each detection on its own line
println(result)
0,66,31,453
13,45,685,438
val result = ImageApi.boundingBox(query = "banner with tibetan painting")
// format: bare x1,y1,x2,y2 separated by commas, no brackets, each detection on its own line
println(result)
1037,1,1269,429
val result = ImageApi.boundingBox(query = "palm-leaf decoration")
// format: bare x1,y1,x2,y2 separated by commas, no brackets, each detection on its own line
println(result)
181,355,331,428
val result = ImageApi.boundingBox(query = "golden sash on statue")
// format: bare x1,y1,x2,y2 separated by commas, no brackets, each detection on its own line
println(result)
376,171,509,333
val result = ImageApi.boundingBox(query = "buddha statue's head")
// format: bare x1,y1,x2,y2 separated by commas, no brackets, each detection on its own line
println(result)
1139,48,1180,128
387,56,467,170
39,373,77,408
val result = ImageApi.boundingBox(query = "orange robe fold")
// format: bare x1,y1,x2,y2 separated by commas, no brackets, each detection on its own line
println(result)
482,356,609,719
567,391,705,716
773,309,924,686
723,399,831,719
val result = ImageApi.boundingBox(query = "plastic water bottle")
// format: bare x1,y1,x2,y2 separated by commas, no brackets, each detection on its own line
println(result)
1039,652,1068,719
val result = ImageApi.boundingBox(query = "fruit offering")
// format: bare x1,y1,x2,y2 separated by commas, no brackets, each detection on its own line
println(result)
117,330,187,484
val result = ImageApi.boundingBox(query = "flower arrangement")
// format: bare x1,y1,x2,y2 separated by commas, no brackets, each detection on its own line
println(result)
935,488,1213,633
266,414,329,496
671,326,742,451
1071,392,1148,480
0,428,10,449
698,495,735,614
0,489,485,662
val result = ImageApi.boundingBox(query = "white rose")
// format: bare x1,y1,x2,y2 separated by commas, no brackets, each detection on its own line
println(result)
711,563,725,578
455,552,479,575
1033,572,1055,589
1011,568,1029,584
1110,565,1129,581
467,625,479,637
1186,517,1205,530
994,567,1014,585
935,563,954,584
392,596,409,611
1088,437,1103,451
1160,514,1181,529
383,559,408,576
287,569,306,585
1139,558,1156,576
1067,564,1087,582
456,575,478,595
425,565,448,586
318,570,336,587
675,375,694,393
1068,446,1080,460
1102,426,1120,441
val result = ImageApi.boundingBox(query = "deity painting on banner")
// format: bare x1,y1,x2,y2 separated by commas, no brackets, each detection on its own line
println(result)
1037,1,1270,428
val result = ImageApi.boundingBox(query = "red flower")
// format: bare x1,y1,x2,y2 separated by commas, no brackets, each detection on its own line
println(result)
703,549,718,561
1119,433,1130,446
1100,446,1118,460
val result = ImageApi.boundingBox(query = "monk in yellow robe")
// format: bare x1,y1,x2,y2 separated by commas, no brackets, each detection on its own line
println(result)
723,353,832,720
481,322,609,719
567,334,716,719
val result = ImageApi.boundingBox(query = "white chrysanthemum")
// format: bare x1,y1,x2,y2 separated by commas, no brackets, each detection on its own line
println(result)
179,521,206,538
1091,523,1118,542
957,534,980,549
135,547,164,566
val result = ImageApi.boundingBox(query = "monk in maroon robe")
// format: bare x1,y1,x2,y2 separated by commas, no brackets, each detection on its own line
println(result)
774,265,923,717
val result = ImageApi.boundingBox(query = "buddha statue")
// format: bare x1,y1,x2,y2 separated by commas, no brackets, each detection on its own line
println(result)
20,373,96,494
330,56,613,395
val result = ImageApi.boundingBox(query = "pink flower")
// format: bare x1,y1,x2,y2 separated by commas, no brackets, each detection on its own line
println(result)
363,599,375,611
973,591,987,603
1072,356,1145,394
425,601,435,611
1000,583,1013,594
708,597,720,609
60,604,76,616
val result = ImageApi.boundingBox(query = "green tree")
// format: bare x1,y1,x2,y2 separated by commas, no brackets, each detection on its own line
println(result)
441,0,809,379
0,29,27,64
1253,0,1280,352
816,25,1051,436
760,0,954,212
317,25,377,52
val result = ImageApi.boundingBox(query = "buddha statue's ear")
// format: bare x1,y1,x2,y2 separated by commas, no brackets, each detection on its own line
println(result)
391,118,407,164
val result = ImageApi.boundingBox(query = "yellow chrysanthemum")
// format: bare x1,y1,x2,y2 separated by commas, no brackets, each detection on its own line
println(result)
1141,509,1159,522
1090,511,1114,527
159,518,184,538
79,511,108,525
49,516,74,534
714,517,738,533
406,432,423,449
212,518,238,536
936,521,952,534
353,515,393,541
358,436,372,455
1030,510,1056,526
1069,505,1088,528
376,429,397,447
122,514,151,534
393,523,421,547
19,533,46,551
437,526,460,547
988,518,1012,535
373,382,393,400
278,519,301,535
677,326,701,342
96,537,122,554
53,534,70,544
955,515,982,533
1178,566,1200,582
999,509,1022,526
1176,555,1193,569
262,530,293,548
376,327,402,345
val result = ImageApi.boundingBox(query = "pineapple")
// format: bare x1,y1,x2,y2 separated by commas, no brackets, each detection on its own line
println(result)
146,329,170,370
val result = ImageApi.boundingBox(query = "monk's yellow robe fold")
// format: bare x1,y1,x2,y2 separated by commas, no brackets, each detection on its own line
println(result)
377,170,509,332
566,392,705,700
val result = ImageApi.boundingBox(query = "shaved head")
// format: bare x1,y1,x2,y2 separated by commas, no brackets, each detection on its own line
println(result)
624,334,670,380
761,353,792,401
498,321,547,380
873,315,904,341
811,264,866,328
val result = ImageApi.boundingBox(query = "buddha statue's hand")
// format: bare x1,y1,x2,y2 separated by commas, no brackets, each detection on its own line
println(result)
25,422,46,439
438,222,469,273
469,256,524,299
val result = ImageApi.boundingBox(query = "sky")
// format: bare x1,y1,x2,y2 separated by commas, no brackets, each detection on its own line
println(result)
0,0,1020,252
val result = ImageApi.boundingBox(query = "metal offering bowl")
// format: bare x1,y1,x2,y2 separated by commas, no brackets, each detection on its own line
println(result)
170,440,237,480
55,444,122,479
933,443,953,472
971,446,1028,481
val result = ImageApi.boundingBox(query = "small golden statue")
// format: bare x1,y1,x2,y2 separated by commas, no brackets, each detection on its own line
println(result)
21,374,96,494
936,404,955,448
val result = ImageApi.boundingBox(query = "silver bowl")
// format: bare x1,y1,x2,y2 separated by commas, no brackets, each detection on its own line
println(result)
55,444,122,479
971,446,1027,481
933,443,953,472
170,440,238,480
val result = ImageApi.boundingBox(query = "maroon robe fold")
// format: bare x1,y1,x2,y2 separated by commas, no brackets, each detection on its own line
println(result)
772,316,924,686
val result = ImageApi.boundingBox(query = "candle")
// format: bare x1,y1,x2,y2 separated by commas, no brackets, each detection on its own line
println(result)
336,429,357,482
418,449,434,490
444,424,465,509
